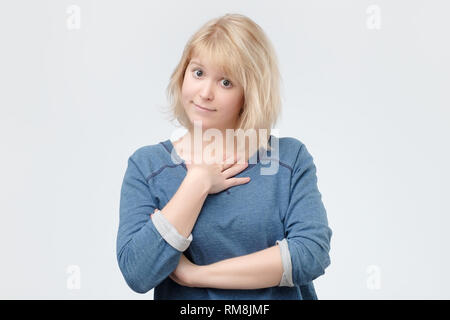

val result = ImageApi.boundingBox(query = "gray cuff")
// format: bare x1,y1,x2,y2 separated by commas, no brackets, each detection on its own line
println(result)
151,209,193,252
276,238,294,287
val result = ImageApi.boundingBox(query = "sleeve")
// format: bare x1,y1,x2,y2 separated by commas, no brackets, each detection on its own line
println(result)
279,143,332,287
116,156,187,294
151,209,193,252
275,238,294,287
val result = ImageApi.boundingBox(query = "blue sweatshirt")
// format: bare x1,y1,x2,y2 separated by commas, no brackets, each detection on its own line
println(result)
116,135,332,299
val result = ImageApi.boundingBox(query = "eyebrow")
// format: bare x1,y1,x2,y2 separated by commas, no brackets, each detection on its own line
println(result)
189,61,205,67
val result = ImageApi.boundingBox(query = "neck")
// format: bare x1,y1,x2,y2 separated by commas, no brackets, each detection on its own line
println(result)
176,127,249,164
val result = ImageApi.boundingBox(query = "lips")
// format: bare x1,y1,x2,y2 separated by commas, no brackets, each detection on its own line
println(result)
194,102,216,111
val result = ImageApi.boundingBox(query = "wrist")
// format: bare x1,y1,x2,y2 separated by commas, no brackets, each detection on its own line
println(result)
185,169,210,195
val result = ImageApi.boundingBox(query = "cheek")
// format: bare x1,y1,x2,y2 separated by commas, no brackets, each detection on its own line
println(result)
217,96,242,117
181,77,195,100
228,92,244,112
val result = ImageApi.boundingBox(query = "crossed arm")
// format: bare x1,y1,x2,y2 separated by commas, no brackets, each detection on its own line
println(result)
150,206,285,290
170,244,284,290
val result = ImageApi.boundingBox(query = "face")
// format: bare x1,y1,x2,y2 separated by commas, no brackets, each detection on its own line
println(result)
181,53,244,133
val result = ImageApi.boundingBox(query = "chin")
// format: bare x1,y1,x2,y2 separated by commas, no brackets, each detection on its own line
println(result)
189,117,214,128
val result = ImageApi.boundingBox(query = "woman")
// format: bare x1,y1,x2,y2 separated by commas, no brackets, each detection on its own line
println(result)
117,13,332,300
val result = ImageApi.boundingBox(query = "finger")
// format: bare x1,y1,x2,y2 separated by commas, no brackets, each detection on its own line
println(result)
222,152,246,170
222,154,237,170
227,177,251,187
222,161,249,179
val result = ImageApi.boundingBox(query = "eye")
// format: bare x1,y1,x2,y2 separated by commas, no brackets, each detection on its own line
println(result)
192,68,233,88
221,79,232,88
193,68,203,78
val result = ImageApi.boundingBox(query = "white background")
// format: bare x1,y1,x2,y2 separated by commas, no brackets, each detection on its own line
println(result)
1,0,449,299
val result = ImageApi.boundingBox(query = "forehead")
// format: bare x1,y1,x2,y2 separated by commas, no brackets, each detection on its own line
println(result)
189,57,227,74
189,47,229,70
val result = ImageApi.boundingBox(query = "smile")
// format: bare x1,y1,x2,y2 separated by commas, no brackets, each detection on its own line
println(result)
194,103,216,112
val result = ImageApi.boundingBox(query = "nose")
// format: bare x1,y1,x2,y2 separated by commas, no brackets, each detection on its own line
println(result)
199,80,214,101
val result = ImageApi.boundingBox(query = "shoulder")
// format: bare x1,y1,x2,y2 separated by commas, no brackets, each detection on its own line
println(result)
130,142,164,158
277,136,304,152
272,135,308,170
126,140,172,179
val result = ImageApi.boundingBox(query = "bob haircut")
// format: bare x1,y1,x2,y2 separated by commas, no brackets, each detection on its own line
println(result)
165,13,282,154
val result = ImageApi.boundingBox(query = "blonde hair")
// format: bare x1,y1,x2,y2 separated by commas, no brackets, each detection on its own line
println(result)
164,13,283,154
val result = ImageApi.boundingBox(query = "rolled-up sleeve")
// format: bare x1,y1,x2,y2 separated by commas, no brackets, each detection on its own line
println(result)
282,143,332,287
276,238,294,287
151,209,193,252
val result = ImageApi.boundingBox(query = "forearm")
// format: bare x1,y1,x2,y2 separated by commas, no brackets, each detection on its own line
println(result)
195,245,284,290
160,171,209,238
